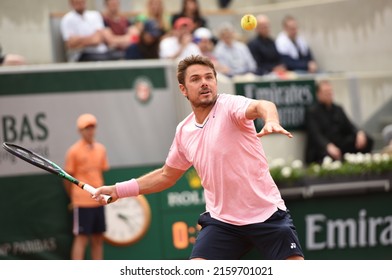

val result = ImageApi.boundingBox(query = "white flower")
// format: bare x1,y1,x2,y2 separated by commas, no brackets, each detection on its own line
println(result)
322,156,333,168
281,166,292,178
355,152,365,164
331,160,342,170
270,158,286,168
344,153,356,163
291,159,303,169
372,153,382,163
381,153,390,162
364,153,372,164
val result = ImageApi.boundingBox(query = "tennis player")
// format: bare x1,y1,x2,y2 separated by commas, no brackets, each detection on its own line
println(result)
94,55,304,260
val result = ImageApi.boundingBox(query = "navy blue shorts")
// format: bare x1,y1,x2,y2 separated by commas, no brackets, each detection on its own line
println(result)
190,209,304,260
73,206,106,235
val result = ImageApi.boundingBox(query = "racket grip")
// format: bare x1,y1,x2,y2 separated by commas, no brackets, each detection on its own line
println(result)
83,184,112,204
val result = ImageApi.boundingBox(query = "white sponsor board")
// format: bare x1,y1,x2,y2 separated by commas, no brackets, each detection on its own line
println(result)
0,64,178,177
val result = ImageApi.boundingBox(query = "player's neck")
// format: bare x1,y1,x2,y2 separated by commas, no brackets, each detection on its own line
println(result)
195,94,220,123
194,108,212,124
193,101,218,124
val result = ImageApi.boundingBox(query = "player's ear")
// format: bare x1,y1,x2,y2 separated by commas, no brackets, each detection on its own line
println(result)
179,84,188,98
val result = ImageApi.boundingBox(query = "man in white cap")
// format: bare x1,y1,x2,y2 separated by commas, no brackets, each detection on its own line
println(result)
193,27,229,75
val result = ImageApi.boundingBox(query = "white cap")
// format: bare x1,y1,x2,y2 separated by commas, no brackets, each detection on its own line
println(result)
194,27,213,40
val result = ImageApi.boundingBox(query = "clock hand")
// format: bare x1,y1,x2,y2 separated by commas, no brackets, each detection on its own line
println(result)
118,213,128,221
117,213,139,230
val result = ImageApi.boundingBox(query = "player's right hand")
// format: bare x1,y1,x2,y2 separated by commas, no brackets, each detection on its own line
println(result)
93,185,119,205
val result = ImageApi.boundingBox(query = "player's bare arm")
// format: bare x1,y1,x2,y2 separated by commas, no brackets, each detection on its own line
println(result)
246,100,293,138
138,164,185,195
93,164,185,204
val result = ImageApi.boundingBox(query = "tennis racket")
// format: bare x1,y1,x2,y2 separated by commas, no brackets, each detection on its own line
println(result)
2,142,112,203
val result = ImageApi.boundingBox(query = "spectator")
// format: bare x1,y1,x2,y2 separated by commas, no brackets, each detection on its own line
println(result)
381,124,392,155
275,15,318,74
125,20,162,59
138,0,171,36
193,27,229,74
305,80,374,164
217,0,232,9
64,113,109,259
159,17,201,60
171,0,208,31
0,44,26,66
60,0,119,62
101,0,140,59
213,22,256,77
248,14,287,77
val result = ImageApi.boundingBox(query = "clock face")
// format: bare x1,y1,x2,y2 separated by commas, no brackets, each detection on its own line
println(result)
104,195,151,246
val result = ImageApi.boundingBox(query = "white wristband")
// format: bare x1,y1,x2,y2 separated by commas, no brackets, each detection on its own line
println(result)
115,178,140,198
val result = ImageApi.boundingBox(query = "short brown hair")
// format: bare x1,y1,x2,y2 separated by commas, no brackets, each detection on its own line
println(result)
316,79,331,93
177,55,217,85
282,14,296,27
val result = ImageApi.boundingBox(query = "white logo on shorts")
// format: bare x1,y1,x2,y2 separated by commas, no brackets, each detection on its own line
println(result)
290,243,296,249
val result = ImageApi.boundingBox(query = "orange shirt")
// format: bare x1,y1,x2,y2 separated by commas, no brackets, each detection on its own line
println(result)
65,139,109,207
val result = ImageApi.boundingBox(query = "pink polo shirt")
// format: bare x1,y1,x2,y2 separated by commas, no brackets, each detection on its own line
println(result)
165,94,286,225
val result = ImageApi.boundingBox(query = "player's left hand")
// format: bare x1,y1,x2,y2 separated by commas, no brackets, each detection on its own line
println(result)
257,121,293,138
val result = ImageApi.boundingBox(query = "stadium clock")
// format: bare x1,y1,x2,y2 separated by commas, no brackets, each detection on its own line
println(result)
104,195,151,246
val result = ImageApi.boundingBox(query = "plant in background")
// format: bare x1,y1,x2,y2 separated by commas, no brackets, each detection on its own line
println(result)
307,153,392,178
269,158,306,184
269,152,392,186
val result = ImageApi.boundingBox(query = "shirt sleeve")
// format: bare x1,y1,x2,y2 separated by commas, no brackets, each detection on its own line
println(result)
60,14,73,41
165,132,192,171
225,94,253,124
91,11,105,30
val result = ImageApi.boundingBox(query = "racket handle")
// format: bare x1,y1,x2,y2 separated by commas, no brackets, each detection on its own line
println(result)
83,184,112,204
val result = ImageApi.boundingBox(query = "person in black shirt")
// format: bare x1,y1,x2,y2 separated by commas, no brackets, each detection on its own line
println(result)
125,20,162,59
248,14,286,76
171,0,207,31
305,80,374,164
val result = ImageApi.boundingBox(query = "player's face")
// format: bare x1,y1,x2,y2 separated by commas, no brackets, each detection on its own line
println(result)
179,64,217,108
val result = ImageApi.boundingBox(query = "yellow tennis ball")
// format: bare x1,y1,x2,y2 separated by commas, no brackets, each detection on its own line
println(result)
241,14,257,31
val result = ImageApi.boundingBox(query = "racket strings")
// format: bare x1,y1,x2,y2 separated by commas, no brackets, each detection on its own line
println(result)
12,146,59,172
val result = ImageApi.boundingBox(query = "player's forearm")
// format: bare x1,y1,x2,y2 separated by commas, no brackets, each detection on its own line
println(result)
261,100,280,123
116,165,183,198
137,168,177,194
248,100,280,123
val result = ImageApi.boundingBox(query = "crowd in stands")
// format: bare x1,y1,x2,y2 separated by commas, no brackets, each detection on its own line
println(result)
54,0,319,79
